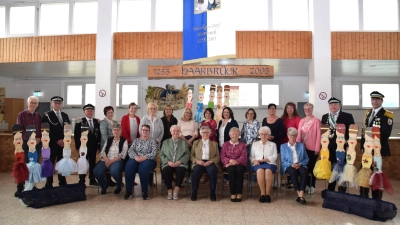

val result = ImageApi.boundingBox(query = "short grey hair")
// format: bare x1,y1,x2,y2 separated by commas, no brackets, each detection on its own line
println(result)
27,96,39,103
200,126,211,132
287,127,298,136
229,127,240,135
304,103,314,110
112,123,122,130
170,125,181,133
259,126,271,135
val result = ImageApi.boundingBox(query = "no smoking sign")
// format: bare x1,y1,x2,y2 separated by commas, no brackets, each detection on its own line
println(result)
319,92,327,100
99,89,106,97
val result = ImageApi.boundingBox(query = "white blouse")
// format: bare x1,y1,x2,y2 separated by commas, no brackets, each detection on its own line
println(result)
250,140,278,165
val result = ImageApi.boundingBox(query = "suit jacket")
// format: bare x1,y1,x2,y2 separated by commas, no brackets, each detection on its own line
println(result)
280,142,309,175
191,139,220,168
361,107,393,156
42,110,70,151
160,138,190,170
74,117,101,153
216,119,239,148
321,111,355,163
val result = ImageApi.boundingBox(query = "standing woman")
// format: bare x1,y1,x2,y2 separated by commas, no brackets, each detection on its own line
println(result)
262,104,285,153
160,105,178,148
281,102,301,144
241,108,260,173
217,107,239,151
201,108,217,142
296,103,321,194
121,102,141,146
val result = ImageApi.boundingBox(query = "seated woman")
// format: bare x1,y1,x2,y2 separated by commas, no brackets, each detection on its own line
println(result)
94,123,128,195
250,126,277,203
281,127,309,205
221,127,247,202
191,126,220,201
124,125,158,200
160,125,189,200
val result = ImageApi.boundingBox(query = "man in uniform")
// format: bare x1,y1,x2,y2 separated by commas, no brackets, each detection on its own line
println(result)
42,96,70,188
321,97,355,193
15,96,42,196
360,91,393,199
74,104,101,185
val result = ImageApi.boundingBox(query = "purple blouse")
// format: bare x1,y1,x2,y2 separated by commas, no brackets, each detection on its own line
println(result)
220,141,247,168
42,147,51,160
17,110,42,141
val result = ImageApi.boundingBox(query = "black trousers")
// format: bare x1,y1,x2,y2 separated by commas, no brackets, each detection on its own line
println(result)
17,141,42,191
306,149,318,188
46,143,66,186
162,166,186,190
286,166,308,191
192,164,218,193
226,165,246,195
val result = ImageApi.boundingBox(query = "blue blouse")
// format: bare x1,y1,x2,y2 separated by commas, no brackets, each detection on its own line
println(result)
241,120,260,145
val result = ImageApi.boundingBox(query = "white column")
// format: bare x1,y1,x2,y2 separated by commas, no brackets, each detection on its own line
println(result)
308,0,331,119
95,0,118,119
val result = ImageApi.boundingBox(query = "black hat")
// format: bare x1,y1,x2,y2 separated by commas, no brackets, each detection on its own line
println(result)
41,123,50,132
370,91,384,98
26,125,36,139
12,124,23,136
81,123,90,132
328,97,341,104
83,104,95,111
51,96,63,102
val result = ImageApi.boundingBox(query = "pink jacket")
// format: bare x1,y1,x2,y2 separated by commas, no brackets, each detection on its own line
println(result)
220,141,247,168
296,117,321,153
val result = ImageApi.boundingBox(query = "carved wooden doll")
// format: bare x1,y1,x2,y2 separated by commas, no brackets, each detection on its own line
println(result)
329,124,346,185
78,124,90,182
357,127,373,188
216,85,223,123
313,125,332,180
40,123,54,178
55,124,77,176
343,124,358,188
24,125,46,191
194,85,205,123
223,85,230,107
186,84,194,109
11,124,29,184
208,84,216,109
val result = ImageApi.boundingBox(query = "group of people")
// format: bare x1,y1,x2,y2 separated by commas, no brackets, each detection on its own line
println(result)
13,90,393,204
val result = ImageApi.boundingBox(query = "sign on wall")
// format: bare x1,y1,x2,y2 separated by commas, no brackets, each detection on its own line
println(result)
148,65,274,79
183,0,236,64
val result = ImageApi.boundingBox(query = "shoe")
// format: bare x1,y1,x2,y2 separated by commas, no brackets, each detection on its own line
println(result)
101,187,107,195
124,191,132,200
309,187,316,194
44,184,53,189
210,193,216,202
236,198,242,202
107,180,117,187
114,188,121,194
167,192,173,200
142,191,148,200
231,198,237,202
265,195,271,203
89,180,99,186
14,190,21,198
296,197,301,203
173,192,179,200
191,191,197,201
259,195,266,203
305,186,310,193
298,197,307,205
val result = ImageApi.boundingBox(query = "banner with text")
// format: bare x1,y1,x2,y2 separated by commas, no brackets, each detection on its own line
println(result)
183,0,236,64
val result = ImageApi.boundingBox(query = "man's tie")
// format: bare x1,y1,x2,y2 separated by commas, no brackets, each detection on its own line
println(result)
56,111,63,125
368,110,375,126
89,119,94,133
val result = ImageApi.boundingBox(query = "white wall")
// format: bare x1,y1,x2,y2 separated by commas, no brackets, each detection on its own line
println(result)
0,76,16,98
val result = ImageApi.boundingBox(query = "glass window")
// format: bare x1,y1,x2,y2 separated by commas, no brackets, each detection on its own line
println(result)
342,85,359,105
363,0,398,30
10,6,35,34
362,84,399,107
236,0,268,30
118,0,151,32
40,3,69,35
261,84,280,106
85,84,95,105
122,84,139,105
0,6,5,37
74,1,98,34
330,0,359,31
116,83,120,107
155,0,182,31
67,85,83,105
272,0,309,30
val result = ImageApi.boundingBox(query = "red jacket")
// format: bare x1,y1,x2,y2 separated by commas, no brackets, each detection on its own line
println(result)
121,114,140,143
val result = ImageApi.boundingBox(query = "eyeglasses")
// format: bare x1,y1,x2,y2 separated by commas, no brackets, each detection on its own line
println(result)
201,132,210,134
149,108,157,110
29,102,38,105
268,108,276,110
142,129,150,132
260,133,269,136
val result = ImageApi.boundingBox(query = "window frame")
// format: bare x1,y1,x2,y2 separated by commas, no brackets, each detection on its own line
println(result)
38,1,70,36
64,82,85,108
6,3,38,37
118,81,142,108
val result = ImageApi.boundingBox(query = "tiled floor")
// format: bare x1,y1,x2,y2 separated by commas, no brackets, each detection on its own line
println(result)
0,172,399,225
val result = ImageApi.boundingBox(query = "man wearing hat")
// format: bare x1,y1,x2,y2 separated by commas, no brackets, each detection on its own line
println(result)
360,91,393,199
14,96,42,197
42,96,70,188
74,104,101,186
321,97,355,193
